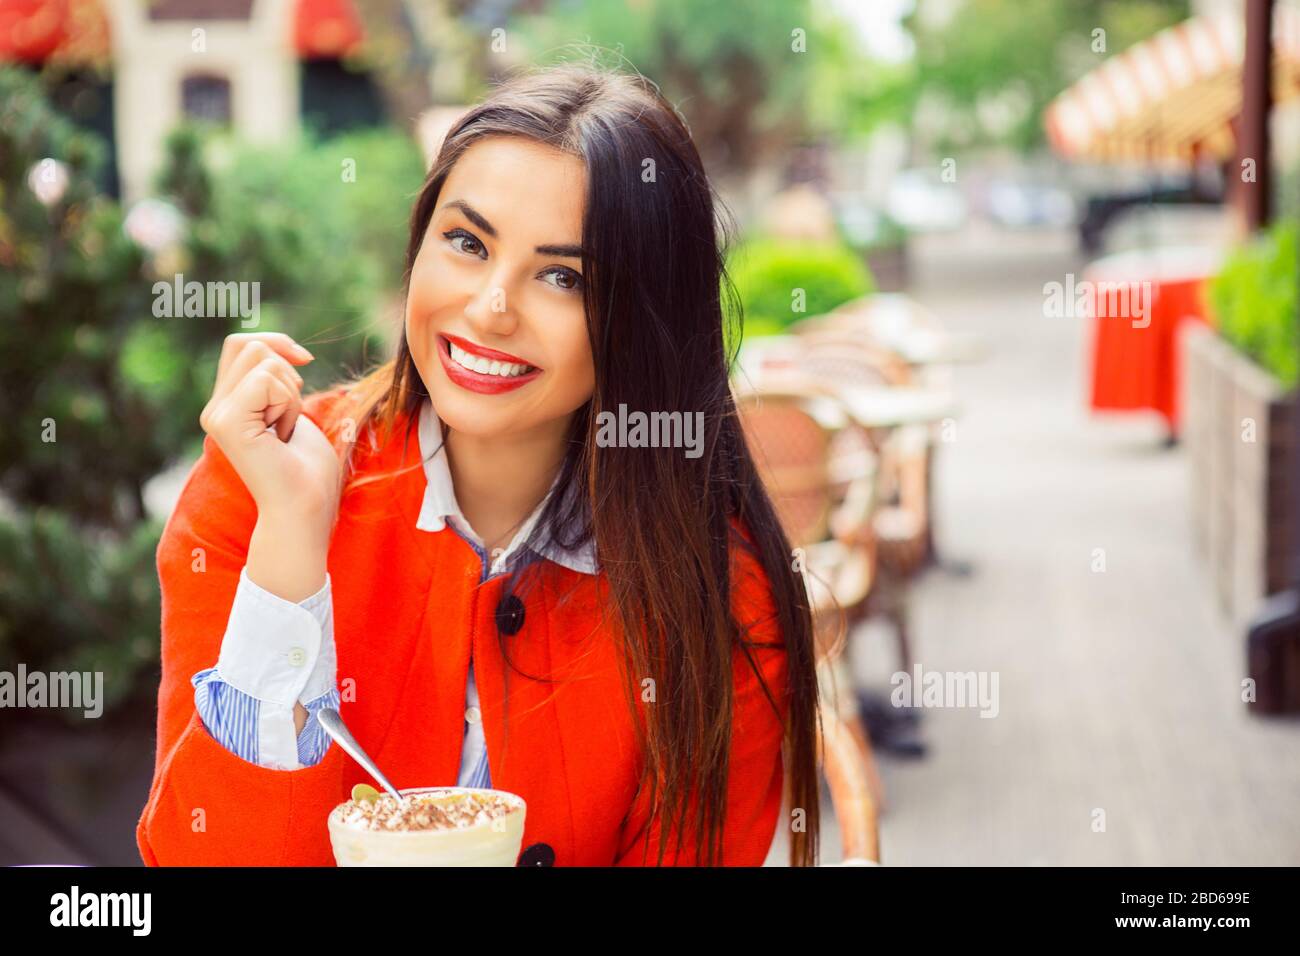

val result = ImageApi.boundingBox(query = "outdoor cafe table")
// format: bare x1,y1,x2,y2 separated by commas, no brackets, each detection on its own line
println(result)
732,338,960,428
732,344,964,575
1084,244,1222,437
831,384,960,429
891,329,987,368
825,295,988,368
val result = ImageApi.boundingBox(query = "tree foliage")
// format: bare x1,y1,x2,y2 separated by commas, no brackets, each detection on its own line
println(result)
904,0,1191,151
0,68,424,721
514,0,821,173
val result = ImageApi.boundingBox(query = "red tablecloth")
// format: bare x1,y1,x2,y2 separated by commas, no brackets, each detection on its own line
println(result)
1086,246,1220,434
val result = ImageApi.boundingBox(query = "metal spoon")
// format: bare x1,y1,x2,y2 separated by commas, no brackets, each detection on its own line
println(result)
317,708,405,803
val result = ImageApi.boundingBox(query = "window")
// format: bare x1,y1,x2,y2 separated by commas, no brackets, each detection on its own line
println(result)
181,74,232,125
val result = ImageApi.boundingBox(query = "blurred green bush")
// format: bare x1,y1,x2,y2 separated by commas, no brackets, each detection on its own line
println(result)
725,237,874,349
0,66,424,724
1211,219,1299,388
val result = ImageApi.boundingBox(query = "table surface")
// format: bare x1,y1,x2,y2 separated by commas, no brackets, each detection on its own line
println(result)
1084,243,1225,284
834,384,961,427
890,329,988,366
737,325,986,373
733,355,960,427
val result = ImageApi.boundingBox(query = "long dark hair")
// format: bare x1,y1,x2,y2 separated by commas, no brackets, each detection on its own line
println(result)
327,63,820,866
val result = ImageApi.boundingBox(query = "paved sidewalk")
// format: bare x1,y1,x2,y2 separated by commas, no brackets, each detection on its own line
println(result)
770,221,1300,866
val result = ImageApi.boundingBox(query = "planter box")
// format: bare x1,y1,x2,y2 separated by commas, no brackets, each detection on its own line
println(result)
1183,322,1239,614
1182,322,1218,559
1182,322,1296,625
1233,359,1295,618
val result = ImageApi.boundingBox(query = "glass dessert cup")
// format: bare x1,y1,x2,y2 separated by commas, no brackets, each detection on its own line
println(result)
327,786,527,867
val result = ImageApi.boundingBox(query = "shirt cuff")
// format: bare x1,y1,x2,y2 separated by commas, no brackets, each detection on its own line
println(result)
297,686,342,767
214,567,336,770
191,668,339,771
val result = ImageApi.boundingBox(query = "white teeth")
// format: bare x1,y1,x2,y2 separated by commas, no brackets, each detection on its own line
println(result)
448,341,535,378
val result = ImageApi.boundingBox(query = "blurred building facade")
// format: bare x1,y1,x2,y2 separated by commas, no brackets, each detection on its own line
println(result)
1,0,382,199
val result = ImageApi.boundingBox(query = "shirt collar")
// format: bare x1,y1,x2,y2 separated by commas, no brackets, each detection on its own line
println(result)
415,398,598,577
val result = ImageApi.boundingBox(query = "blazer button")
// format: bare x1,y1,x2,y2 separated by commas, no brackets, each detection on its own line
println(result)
495,594,525,635
517,842,555,867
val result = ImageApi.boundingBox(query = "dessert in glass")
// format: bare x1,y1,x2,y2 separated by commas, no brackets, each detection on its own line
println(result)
327,786,527,866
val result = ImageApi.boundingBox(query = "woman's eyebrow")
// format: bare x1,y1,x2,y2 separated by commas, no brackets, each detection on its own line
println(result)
535,243,583,259
440,199,582,258
440,199,496,237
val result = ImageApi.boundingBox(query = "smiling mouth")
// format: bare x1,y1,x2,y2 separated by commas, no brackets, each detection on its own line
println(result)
439,334,539,378
435,334,543,396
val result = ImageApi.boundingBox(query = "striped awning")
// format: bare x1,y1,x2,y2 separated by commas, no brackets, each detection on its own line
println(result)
1044,7,1300,163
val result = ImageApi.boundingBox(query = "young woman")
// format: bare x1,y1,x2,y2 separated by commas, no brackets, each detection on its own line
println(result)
136,64,821,866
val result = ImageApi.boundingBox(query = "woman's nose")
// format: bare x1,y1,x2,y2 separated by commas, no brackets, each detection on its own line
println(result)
462,270,519,335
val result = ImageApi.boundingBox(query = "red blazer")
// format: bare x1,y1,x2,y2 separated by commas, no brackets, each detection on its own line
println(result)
136,389,790,866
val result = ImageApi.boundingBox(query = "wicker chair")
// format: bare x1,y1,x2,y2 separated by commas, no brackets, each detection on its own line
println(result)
789,335,932,678
794,295,957,572
734,384,884,863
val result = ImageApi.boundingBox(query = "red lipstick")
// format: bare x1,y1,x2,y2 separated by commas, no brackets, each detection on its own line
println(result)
436,334,543,395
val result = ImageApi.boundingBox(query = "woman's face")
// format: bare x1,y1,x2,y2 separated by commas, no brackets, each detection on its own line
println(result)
405,135,594,440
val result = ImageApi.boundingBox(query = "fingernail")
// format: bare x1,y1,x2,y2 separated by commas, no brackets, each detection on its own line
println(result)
295,344,314,359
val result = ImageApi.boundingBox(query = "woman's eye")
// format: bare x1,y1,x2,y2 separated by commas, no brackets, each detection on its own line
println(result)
442,229,486,258
540,267,583,292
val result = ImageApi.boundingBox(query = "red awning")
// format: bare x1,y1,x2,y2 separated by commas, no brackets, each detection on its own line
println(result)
0,0,362,64
0,0,110,64
293,0,363,58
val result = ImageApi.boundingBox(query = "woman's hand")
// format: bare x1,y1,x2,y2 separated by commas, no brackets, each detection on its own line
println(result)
199,333,340,602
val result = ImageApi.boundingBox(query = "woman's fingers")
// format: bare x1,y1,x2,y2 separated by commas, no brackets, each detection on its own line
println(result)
213,339,304,406
197,334,339,526
226,360,300,443
203,342,303,441
272,386,302,443
216,332,313,384
202,356,300,447
202,334,314,443
212,333,312,406
242,356,303,443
